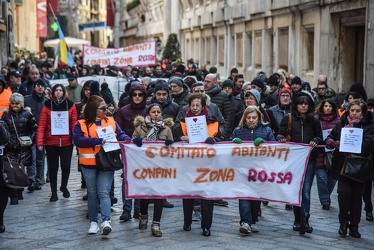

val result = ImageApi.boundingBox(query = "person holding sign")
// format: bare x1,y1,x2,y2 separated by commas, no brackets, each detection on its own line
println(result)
37,84,78,202
72,95,131,235
277,91,322,235
231,106,275,234
132,103,174,237
326,99,374,238
175,94,225,237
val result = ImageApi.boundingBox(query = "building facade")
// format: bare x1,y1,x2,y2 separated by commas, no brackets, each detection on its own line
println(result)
121,0,374,95
0,0,15,68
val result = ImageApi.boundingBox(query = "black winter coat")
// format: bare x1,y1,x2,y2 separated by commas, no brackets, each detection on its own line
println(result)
1,108,37,166
278,113,322,160
147,95,180,121
327,112,374,180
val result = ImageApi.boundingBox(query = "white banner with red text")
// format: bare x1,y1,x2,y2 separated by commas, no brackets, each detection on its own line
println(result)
120,142,312,206
82,41,156,68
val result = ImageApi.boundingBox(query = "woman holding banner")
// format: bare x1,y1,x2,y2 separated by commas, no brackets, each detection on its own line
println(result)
175,94,225,237
231,105,275,235
73,95,131,235
326,99,374,238
277,91,322,235
132,103,174,237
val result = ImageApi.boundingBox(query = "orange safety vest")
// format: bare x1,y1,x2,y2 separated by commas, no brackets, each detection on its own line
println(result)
77,117,117,166
180,121,219,138
0,88,11,117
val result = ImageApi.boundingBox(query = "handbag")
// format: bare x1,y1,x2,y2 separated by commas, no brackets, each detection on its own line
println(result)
11,116,32,147
95,148,123,171
324,151,334,171
1,155,29,188
340,154,371,183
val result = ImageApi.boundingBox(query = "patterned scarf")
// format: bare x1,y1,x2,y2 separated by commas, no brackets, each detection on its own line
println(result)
346,116,362,128
144,116,164,141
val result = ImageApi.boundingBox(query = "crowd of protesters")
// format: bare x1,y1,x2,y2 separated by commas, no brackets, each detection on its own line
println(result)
0,55,373,239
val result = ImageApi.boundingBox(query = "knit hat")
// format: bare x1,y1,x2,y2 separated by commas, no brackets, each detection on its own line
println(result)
222,79,234,89
34,78,47,88
278,87,292,99
301,82,311,90
250,78,265,92
366,98,374,108
267,75,279,86
58,62,68,71
154,80,169,93
168,77,183,87
291,76,302,85
101,82,114,104
0,74,6,85
176,65,185,74
89,80,101,97
245,89,261,105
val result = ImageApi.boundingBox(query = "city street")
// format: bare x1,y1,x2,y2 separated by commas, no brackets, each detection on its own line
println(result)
1,151,373,250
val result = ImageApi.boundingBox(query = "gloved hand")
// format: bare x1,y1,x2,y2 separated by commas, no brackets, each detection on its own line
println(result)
165,139,174,146
325,138,335,149
232,138,242,144
276,134,286,142
132,137,143,147
205,137,216,144
254,138,265,146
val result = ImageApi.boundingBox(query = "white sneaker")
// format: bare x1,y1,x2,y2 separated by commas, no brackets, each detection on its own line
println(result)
88,222,100,234
101,220,112,235
239,222,251,235
251,223,259,233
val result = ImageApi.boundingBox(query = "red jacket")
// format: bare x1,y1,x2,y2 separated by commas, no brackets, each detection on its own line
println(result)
37,99,78,147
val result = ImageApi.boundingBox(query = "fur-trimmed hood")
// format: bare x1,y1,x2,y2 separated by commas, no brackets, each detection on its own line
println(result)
133,115,174,128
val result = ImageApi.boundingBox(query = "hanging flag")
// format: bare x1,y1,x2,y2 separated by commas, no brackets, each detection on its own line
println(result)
55,17,74,66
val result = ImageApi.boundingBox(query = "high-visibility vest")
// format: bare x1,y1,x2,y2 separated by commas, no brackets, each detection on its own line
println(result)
180,120,219,138
0,88,11,117
77,117,117,166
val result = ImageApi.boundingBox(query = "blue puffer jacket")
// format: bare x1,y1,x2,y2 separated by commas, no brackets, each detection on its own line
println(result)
231,123,275,142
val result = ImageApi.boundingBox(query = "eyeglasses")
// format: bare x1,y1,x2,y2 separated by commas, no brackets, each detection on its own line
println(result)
132,93,144,97
193,90,205,93
97,106,108,112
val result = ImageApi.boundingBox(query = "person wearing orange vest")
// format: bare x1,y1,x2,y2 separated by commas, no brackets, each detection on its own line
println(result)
174,94,224,237
72,95,130,236
0,74,11,117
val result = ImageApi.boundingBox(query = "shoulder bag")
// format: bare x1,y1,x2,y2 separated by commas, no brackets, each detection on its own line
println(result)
1,155,29,188
340,154,371,183
11,115,32,147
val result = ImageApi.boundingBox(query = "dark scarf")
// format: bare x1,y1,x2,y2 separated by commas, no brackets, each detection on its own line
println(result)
45,98,74,111
32,91,45,102
186,106,209,120
319,112,337,123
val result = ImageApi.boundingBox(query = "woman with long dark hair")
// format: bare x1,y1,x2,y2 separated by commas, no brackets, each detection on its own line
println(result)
277,91,323,235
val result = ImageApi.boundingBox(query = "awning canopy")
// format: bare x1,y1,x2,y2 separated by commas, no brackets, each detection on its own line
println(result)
43,37,90,49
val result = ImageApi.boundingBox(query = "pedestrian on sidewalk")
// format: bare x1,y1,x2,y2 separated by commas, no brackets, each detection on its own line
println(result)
36,84,78,202
73,95,131,235
132,103,174,237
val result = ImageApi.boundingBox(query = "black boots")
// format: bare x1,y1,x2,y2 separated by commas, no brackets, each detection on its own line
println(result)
299,213,313,235
293,206,300,231
338,224,348,236
349,226,361,238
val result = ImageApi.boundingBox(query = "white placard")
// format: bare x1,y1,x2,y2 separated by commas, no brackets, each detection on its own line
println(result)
185,115,208,144
96,126,120,152
0,145,4,156
51,111,69,135
339,127,363,153
322,129,334,152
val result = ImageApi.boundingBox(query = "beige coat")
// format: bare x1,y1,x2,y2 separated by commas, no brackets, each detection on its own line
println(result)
132,115,174,141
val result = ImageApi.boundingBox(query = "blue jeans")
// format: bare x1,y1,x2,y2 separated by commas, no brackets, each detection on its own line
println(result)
82,167,113,222
301,160,316,214
239,199,253,225
122,175,140,212
316,168,337,206
32,145,45,182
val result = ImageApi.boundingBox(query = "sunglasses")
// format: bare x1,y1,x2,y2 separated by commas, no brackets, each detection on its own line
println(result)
132,93,144,97
97,106,108,112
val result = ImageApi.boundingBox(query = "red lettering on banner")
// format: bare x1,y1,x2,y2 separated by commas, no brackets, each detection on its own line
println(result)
114,57,133,65
194,168,235,183
138,55,156,62
247,169,292,184
232,146,290,161
133,167,177,179
145,146,217,159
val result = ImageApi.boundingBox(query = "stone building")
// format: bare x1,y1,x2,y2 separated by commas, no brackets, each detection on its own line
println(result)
0,0,15,68
122,0,374,96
